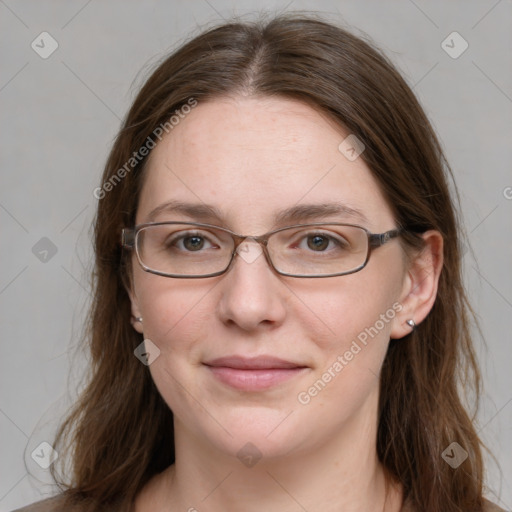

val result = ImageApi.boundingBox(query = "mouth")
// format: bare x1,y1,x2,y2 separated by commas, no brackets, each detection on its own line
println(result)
203,356,309,391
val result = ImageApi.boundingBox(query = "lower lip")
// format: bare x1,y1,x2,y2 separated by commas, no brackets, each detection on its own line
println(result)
205,366,307,391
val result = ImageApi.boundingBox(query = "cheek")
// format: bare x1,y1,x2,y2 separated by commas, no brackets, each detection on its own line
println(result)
295,274,399,348
292,277,402,424
293,263,404,396
134,272,213,355
134,275,215,417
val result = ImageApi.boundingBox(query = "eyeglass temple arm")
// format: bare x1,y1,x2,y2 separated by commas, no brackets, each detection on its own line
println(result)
368,228,402,248
121,228,135,248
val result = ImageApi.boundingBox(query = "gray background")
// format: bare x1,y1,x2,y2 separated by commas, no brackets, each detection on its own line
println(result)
1,0,511,510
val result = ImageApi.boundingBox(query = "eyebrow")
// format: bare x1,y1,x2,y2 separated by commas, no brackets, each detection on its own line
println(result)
145,200,369,227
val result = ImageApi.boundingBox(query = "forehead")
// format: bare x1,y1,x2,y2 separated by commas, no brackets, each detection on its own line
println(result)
137,96,395,232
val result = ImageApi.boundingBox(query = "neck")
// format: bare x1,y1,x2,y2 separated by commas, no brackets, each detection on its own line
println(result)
146,387,403,512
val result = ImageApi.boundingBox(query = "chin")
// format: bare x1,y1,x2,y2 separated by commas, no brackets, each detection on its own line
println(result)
217,405,319,460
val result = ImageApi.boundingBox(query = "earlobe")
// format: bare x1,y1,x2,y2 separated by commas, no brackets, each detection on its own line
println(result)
131,315,144,333
128,286,144,335
390,230,443,339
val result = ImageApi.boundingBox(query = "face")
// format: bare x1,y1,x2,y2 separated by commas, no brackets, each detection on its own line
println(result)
129,96,410,461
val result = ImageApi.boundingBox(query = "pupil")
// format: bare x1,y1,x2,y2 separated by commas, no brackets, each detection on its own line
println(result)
184,236,204,251
308,235,328,251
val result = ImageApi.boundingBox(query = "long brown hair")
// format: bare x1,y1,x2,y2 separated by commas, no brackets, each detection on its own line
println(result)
52,13,487,512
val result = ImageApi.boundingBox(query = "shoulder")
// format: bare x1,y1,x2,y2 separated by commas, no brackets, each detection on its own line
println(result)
11,495,66,512
483,498,509,512
9,494,90,512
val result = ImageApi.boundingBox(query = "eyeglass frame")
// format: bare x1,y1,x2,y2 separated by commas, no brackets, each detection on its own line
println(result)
121,221,404,279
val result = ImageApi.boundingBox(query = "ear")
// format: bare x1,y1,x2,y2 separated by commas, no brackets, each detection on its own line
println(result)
390,230,443,339
127,279,144,335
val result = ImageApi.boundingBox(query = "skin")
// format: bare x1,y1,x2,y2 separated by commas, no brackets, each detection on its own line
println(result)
130,96,443,512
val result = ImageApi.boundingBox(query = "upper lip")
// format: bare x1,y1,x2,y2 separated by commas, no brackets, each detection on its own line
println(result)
203,356,306,370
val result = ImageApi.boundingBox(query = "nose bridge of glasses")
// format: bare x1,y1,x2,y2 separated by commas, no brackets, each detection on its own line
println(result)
233,235,266,265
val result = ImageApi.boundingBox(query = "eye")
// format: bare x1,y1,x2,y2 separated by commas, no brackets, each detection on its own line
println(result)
306,234,330,251
295,231,350,252
167,230,218,252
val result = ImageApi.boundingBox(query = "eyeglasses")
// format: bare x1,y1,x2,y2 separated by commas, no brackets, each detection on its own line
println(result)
121,221,403,279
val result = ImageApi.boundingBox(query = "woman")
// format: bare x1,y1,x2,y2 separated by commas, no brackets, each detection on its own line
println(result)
15,13,505,512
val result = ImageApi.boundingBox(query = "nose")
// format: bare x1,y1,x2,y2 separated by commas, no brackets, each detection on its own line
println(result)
216,238,287,331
